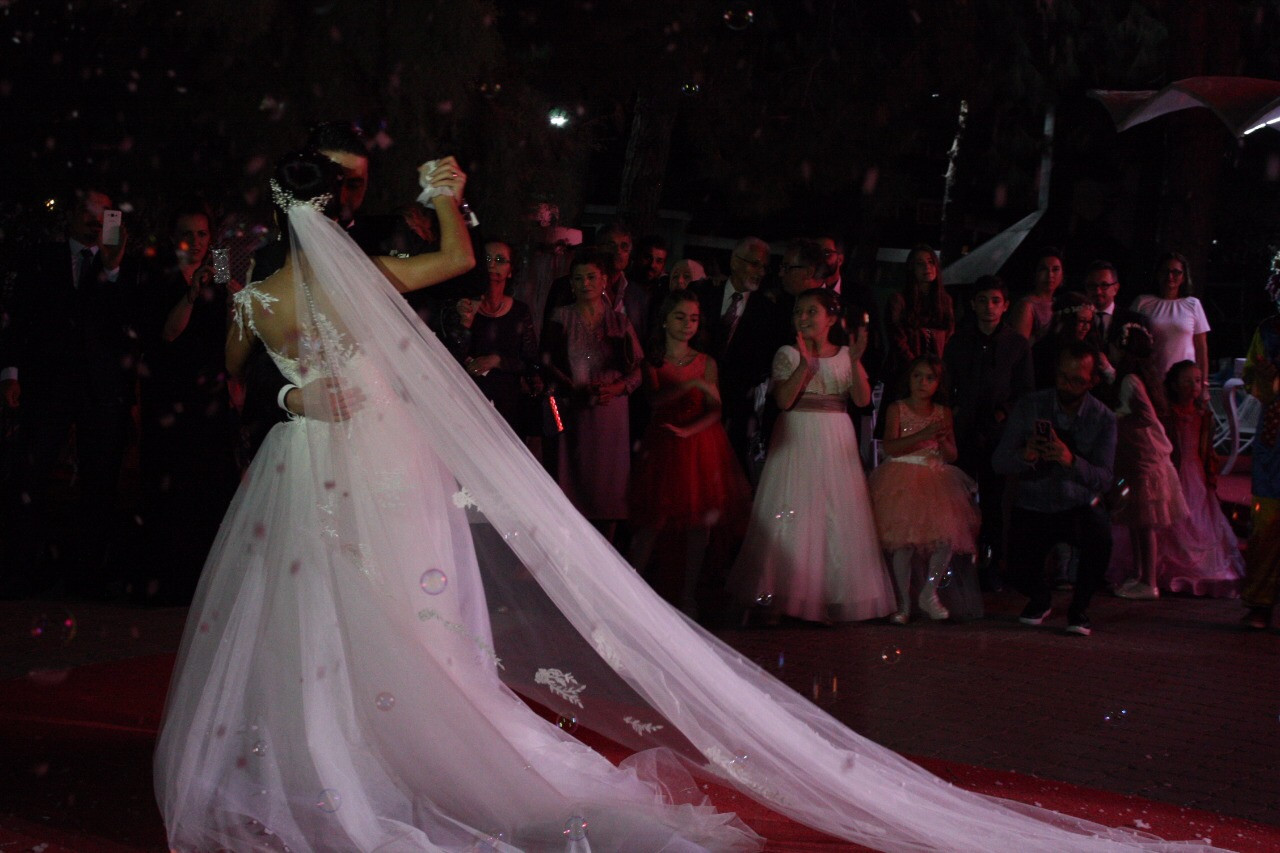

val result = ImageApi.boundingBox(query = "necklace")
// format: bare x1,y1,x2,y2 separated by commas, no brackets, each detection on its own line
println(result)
668,350,697,367
479,295,509,317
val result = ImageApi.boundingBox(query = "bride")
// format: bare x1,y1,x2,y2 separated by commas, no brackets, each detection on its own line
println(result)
154,152,1214,852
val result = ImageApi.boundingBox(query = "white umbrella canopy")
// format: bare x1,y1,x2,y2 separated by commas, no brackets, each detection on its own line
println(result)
1090,76,1280,137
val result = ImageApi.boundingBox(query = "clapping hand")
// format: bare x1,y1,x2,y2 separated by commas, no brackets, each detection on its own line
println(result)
848,324,869,363
796,331,820,376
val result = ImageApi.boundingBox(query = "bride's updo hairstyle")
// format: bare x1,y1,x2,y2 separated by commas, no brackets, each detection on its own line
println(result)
272,149,344,221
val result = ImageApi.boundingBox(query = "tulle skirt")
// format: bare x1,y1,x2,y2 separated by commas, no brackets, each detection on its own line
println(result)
1112,454,1189,529
729,410,894,622
629,421,751,532
867,457,979,553
153,414,758,852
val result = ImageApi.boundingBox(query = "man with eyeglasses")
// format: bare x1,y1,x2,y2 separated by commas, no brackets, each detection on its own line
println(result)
691,237,789,475
993,341,1116,636
1082,260,1147,351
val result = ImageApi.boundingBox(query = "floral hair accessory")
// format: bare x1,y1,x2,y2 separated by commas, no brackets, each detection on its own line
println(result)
1054,302,1091,316
1117,321,1149,350
269,178,333,213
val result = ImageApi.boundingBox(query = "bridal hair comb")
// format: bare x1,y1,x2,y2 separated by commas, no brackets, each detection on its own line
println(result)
269,178,333,213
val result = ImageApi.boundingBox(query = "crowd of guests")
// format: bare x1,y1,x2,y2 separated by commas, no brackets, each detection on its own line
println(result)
1,126,1277,635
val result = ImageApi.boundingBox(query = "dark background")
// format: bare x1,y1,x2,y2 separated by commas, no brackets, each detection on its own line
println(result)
2,0,1280,352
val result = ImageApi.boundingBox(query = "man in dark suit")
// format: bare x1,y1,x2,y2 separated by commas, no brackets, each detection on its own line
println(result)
691,237,790,475
1083,260,1147,347
1,187,139,597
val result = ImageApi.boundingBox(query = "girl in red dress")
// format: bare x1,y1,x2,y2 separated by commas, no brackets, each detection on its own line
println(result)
628,291,751,615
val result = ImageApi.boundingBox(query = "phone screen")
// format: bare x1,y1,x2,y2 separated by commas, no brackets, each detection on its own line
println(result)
101,210,122,246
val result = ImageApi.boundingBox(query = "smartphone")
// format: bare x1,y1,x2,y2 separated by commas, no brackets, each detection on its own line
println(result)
211,247,231,284
101,209,122,246
1033,419,1052,440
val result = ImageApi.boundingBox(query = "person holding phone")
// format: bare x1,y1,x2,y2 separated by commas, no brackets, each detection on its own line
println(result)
0,186,139,599
136,198,240,604
992,341,1117,636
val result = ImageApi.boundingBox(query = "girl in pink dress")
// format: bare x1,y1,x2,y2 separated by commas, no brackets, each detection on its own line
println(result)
628,292,751,614
1106,323,1189,600
1154,360,1244,596
869,356,979,623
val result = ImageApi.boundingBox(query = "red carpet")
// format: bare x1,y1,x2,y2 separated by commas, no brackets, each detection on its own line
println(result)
2,655,1276,852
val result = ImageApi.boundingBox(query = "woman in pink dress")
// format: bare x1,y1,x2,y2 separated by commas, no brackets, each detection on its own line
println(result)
628,291,751,614
1154,361,1245,596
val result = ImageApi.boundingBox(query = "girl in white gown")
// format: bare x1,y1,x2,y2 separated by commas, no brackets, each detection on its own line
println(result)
730,289,894,622
154,152,1219,852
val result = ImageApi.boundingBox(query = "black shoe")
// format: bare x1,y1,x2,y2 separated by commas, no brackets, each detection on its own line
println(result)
1066,614,1092,636
1018,603,1052,626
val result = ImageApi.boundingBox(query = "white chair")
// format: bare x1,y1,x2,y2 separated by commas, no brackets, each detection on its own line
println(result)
1219,378,1261,476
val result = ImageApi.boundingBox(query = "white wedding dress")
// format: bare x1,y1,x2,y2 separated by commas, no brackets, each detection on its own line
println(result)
154,201,1219,852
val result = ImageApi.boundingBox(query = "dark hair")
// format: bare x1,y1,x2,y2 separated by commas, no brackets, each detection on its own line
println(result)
813,233,845,254
895,354,949,404
785,239,827,274
1164,359,1202,408
1086,259,1118,278
570,247,612,275
167,197,214,235
1104,321,1167,416
1037,245,1064,264
483,238,518,292
1049,291,1093,344
1057,340,1097,370
271,151,344,250
1154,250,1194,297
596,221,633,243
972,274,1007,300
646,290,705,367
306,121,367,158
902,243,953,330
795,287,849,346
635,234,667,256
273,150,344,216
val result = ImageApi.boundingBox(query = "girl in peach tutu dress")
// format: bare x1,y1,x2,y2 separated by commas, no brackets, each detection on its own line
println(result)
869,356,979,623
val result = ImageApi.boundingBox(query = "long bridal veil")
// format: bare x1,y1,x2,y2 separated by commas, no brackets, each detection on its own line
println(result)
156,200,1218,852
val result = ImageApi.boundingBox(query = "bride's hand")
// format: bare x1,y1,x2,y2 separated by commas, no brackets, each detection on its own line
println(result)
422,156,467,200
287,377,367,421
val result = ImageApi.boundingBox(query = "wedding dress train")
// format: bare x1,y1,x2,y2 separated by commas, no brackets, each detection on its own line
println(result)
154,202,1217,852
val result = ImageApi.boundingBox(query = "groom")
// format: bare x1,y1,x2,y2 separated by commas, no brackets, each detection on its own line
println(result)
240,122,452,456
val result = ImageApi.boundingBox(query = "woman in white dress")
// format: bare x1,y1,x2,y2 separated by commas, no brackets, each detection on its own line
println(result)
154,152,1219,852
730,288,894,622
1130,251,1210,384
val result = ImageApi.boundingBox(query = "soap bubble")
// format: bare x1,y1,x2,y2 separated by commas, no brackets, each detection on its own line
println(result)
374,692,396,711
879,646,902,665
315,788,342,813
557,714,579,734
419,568,448,595
563,814,589,840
